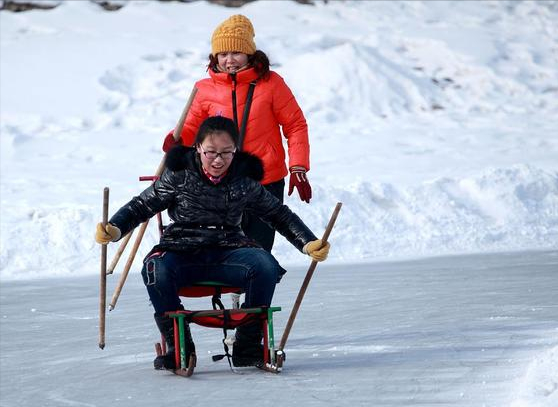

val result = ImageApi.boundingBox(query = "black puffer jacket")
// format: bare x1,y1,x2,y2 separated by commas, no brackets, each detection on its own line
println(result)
109,146,317,253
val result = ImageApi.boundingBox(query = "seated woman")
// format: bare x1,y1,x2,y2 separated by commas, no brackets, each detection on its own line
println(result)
95,116,330,369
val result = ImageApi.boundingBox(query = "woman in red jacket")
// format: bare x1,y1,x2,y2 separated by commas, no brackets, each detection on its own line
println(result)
163,14,311,252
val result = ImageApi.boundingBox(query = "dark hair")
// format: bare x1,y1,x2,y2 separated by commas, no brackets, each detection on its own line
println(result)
207,50,271,80
194,116,239,147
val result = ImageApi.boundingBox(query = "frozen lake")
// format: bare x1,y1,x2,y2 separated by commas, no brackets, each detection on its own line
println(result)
1,250,557,406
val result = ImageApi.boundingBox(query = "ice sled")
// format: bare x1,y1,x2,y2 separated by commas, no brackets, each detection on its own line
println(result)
157,282,284,377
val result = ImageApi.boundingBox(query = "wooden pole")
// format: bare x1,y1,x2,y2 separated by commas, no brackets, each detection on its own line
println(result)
105,86,197,274
108,219,149,311
98,187,109,349
106,232,132,275
278,202,342,351
152,86,198,175
107,86,198,310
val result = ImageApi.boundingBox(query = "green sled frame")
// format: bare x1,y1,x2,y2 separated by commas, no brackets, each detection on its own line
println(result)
155,282,285,377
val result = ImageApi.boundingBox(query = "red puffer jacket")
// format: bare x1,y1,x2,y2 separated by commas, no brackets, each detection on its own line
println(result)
165,67,310,185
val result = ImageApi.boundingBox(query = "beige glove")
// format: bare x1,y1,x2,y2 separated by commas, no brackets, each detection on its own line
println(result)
95,222,121,244
303,239,331,262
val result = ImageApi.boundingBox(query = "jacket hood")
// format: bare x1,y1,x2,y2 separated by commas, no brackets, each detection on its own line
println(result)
165,145,264,182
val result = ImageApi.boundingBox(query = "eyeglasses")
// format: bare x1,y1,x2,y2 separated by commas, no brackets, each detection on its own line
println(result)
199,146,236,160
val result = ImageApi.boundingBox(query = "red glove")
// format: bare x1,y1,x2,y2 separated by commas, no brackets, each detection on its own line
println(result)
162,131,181,152
288,166,312,203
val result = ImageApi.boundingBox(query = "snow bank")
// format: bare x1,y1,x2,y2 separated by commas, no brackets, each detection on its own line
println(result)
275,163,558,264
1,163,556,280
511,345,558,407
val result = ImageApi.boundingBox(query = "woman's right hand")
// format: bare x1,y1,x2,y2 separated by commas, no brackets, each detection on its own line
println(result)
95,223,121,244
304,239,330,262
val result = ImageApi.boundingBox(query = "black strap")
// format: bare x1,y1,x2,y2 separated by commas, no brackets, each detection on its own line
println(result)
238,81,256,151
231,73,239,131
211,309,234,371
230,75,257,151
209,293,233,369
211,290,224,311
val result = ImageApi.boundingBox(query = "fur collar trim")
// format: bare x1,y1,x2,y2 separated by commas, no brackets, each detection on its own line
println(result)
165,145,264,182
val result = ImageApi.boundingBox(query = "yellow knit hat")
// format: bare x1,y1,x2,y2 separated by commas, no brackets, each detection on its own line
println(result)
211,14,256,56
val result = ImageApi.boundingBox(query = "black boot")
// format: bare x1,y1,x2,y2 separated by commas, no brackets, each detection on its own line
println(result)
153,315,195,370
232,322,265,367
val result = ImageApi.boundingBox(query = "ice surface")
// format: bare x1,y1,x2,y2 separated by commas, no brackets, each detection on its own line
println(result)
1,250,557,406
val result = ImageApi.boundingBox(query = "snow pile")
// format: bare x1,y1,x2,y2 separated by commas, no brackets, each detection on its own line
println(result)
511,345,558,407
281,1,558,123
1,0,558,281
0,204,99,280
2,163,556,281
273,163,558,264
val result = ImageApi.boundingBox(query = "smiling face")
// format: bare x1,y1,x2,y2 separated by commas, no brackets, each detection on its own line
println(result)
196,131,236,178
216,51,250,74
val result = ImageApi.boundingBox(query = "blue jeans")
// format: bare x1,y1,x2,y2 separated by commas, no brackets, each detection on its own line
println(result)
141,248,281,316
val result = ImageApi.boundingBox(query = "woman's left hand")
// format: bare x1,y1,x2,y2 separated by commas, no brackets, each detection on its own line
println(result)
288,166,312,203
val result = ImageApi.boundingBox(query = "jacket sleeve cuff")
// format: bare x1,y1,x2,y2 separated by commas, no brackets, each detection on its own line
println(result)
289,165,307,173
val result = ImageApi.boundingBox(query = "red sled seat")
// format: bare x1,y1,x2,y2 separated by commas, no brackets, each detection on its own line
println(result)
177,282,241,298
